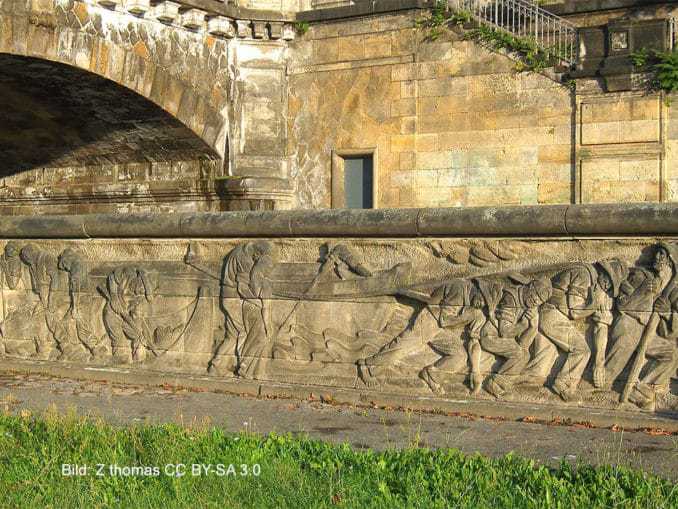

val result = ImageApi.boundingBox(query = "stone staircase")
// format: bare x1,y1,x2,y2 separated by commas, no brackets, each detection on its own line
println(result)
448,0,579,69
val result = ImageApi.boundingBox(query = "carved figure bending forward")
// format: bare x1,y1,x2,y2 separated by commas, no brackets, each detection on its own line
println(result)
100,267,154,364
0,242,23,290
57,249,105,361
603,243,678,410
357,278,487,390
19,244,61,359
529,259,627,401
480,277,552,399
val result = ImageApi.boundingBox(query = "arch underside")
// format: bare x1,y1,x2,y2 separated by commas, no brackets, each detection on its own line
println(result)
0,54,228,214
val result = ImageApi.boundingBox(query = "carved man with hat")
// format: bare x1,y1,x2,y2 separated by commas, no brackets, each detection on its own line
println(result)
604,242,678,410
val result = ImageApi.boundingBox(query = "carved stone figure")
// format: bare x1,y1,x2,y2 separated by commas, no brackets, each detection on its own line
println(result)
357,278,490,390
480,276,552,399
0,242,23,290
56,248,107,362
99,266,156,364
603,243,678,410
210,241,275,379
18,244,61,359
0,236,674,414
527,259,628,401
20,244,59,312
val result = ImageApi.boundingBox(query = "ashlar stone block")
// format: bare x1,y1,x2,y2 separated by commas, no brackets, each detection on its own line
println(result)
151,1,180,24
180,9,207,32
207,17,235,38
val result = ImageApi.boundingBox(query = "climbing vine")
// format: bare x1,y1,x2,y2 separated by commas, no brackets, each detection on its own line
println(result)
631,48,678,95
415,0,471,41
294,21,310,35
417,1,563,73
465,25,558,72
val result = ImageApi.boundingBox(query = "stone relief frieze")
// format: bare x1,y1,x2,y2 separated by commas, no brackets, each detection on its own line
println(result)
0,238,676,414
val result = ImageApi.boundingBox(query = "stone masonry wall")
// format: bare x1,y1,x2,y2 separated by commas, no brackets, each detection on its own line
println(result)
0,0,295,212
286,10,675,209
0,205,676,421
287,11,576,209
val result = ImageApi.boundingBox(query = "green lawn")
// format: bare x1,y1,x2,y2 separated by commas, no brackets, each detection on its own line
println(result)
0,411,674,508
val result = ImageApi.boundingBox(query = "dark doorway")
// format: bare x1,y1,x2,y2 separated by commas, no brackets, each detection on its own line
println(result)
343,155,373,209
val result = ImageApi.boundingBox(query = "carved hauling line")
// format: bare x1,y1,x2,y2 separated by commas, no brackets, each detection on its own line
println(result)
0,236,675,415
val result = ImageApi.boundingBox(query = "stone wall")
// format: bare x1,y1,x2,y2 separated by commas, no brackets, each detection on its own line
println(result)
287,11,576,208
0,0,296,211
0,204,676,422
1,0,676,212
575,86,677,204
0,54,224,215
286,9,677,209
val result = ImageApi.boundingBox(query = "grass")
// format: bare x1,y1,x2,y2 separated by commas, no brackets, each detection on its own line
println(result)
0,411,675,508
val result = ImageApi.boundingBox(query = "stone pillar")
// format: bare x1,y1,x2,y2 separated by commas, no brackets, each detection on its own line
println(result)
227,33,293,210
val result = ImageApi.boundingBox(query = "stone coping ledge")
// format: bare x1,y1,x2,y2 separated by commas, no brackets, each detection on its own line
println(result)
0,358,674,431
545,0,669,17
0,203,677,238
297,0,430,22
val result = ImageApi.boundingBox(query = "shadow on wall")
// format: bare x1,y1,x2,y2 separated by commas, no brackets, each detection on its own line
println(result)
0,54,218,177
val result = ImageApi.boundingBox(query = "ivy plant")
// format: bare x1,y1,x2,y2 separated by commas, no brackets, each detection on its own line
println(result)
631,48,678,95
415,0,471,42
417,1,566,73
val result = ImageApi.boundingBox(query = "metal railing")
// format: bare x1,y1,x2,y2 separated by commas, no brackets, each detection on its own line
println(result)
449,0,578,66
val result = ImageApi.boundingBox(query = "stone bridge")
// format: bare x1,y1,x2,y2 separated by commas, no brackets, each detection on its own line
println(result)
0,0,296,213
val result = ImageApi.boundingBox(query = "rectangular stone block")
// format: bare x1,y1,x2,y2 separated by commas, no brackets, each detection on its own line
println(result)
438,167,467,187
581,157,660,203
581,97,660,145
415,151,450,170
398,151,415,170
538,145,572,164
415,134,437,152
391,63,415,82
538,181,571,204
400,80,416,99
390,135,414,153
363,33,391,59
390,98,415,117
400,116,416,135
418,77,467,98
467,185,521,205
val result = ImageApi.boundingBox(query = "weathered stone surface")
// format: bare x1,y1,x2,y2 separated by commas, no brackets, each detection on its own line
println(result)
3,204,678,238
1,0,677,214
0,212,676,416
0,0,294,212
286,11,579,209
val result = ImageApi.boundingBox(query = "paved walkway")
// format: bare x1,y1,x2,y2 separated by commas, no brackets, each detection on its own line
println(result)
1,374,676,481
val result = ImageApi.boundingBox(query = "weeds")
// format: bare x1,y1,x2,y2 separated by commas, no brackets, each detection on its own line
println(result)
632,47,678,99
294,21,310,36
0,412,675,507
417,1,571,74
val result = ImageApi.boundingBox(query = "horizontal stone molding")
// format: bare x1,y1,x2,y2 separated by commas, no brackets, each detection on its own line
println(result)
297,0,430,21
1,203,678,238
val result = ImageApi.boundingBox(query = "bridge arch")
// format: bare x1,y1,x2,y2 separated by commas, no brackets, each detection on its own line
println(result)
0,0,230,159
